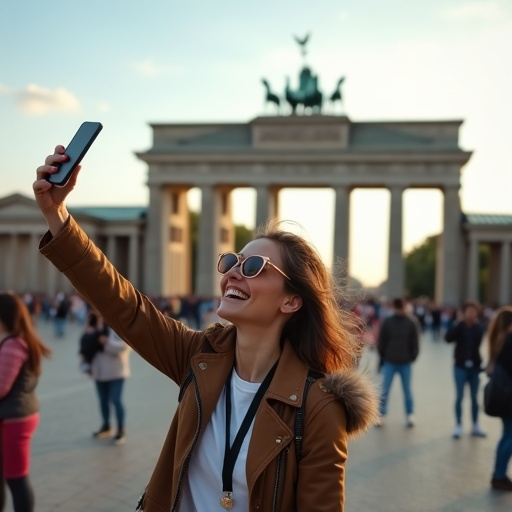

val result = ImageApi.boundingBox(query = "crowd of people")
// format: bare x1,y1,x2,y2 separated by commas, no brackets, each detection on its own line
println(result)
4,286,512,511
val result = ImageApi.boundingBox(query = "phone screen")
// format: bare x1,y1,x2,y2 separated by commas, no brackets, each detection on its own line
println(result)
48,121,103,186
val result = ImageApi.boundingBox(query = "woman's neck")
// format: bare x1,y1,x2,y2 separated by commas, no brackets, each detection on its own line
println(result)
234,328,282,383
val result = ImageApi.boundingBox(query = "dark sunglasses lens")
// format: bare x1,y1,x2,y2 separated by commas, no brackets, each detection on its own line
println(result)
218,253,238,274
242,256,265,277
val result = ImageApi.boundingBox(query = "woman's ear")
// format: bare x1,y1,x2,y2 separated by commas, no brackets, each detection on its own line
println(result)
281,294,303,314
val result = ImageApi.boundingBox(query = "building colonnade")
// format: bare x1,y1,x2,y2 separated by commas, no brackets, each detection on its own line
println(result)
144,182,463,306
0,214,143,296
466,236,512,306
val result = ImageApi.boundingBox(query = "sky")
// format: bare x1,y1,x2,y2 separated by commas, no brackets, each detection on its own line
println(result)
1,0,511,287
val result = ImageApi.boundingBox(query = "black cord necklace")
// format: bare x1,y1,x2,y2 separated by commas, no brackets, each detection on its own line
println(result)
220,360,278,510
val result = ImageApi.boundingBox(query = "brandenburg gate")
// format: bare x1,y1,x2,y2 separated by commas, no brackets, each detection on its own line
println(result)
136,115,471,306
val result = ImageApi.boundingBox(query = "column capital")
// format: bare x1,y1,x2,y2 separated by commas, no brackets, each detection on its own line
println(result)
388,184,406,196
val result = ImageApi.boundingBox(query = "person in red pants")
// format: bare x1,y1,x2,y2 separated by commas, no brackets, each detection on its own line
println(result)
0,293,52,512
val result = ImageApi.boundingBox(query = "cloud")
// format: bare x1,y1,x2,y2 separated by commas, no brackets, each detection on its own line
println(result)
13,84,81,115
0,83,12,95
442,0,509,20
96,102,111,113
129,57,182,78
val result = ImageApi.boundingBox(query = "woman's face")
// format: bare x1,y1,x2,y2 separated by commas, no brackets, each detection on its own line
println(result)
217,238,292,327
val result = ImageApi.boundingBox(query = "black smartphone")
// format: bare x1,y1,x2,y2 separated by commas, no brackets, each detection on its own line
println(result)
47,121,103,186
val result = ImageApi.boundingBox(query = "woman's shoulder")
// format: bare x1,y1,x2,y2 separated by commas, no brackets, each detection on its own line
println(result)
309,368,379,438
1,336,29,358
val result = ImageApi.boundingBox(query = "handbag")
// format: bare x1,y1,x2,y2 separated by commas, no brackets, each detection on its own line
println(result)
484,362,512,418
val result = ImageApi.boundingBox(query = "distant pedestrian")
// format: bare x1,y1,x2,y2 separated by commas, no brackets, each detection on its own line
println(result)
376,297,420,427
485,306,512,491
53,292,70,338
429,301,442,341
0,292,52,512
89,316,131,445
444,301,486,439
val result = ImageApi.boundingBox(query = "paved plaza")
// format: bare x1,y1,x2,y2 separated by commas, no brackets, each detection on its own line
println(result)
5,319,512,511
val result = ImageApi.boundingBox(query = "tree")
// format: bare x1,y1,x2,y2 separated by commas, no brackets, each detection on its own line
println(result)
404,235,437,299
404,234,490,303
235,224,253,250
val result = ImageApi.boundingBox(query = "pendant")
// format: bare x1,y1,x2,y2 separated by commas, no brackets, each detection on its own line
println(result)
220,492,234,509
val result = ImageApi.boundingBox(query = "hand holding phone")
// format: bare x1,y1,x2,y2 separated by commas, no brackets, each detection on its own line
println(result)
47,121,103,186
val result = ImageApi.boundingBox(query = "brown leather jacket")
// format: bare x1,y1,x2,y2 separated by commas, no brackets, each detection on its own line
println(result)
40,217,379,512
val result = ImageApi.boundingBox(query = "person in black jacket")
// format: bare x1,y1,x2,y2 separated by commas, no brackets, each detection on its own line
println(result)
445,301,486,439
486,306,512,491
376,298,420,427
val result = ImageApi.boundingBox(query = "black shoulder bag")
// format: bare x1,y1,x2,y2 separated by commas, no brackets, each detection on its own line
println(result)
484,361,512,418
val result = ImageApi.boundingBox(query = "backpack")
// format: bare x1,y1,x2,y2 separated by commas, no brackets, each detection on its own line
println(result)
79,331,103,364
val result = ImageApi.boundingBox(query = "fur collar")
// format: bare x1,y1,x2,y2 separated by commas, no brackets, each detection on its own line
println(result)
324,368,380,438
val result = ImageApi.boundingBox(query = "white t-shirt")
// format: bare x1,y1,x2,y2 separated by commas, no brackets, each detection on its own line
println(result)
180,369,260,511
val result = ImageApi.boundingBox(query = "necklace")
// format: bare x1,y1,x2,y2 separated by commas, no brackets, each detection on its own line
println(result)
220,361,278,509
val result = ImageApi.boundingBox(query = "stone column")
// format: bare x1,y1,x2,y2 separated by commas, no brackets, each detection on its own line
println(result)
466,237,479,301
128,232,139,287
47,259,58,296
196,186,234,296
499,241,511,306
143,185,170,295
488,244,501,305
168,187,191,296
106,235,117,268
436,186,462,306
387,186,404,300
196,185,217,296
7,234,18,290
333,186,350,276
28,233,40,291
255,185,278,228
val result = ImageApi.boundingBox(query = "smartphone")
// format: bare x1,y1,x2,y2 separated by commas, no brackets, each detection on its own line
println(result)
47,121,103,186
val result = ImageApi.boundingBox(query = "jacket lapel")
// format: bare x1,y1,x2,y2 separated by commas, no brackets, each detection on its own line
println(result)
246,340,309,489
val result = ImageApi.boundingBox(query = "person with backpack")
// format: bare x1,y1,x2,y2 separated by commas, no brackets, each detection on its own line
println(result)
78,310,105,374
32,145,378,511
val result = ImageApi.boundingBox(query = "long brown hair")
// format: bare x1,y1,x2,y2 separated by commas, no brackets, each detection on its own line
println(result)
487,306,512,365
0,292,52,376
255,222,364,374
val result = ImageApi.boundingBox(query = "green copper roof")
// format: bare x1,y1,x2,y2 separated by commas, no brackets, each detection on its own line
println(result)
69,206,146,222
464,214,512,226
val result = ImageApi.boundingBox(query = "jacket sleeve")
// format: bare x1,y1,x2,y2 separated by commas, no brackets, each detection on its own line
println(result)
296,398,347,512
39,216,202,385
376,319,388,358
444,323,460,343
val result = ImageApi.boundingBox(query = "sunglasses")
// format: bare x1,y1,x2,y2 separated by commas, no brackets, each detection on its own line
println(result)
217,252,290,280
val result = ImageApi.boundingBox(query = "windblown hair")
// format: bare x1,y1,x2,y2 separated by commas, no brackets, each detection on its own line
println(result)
487,306,512,364
255,222,364,374
0,292,52,376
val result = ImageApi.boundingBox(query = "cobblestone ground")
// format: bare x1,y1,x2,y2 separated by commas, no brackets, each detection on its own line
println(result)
4,319,512,511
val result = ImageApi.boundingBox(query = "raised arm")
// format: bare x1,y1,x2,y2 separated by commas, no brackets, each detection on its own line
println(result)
33,145,76,236
32,146,205,384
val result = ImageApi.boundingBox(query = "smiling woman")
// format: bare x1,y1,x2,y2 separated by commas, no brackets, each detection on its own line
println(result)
32,145,379,511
